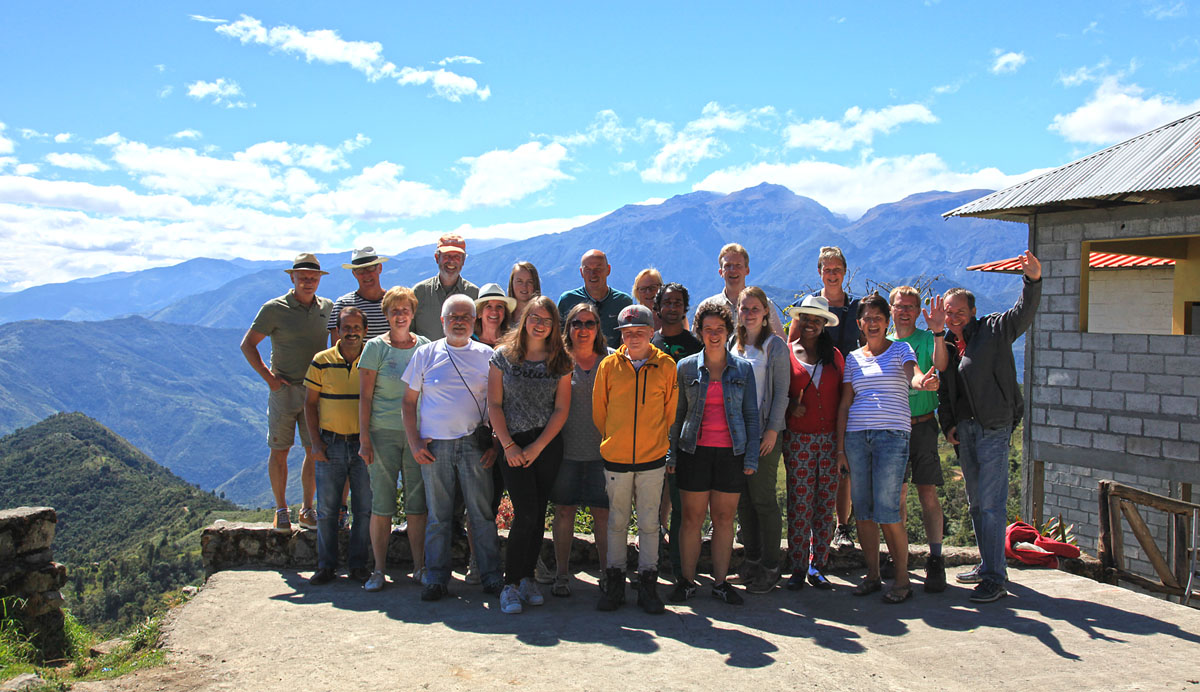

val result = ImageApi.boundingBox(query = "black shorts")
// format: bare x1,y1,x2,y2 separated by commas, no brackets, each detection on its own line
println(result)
675,446,747,494
904,416,944,486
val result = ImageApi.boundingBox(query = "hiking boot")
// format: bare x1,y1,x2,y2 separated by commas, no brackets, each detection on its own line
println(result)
969,581,1008,604
364,570,386,592
711,581,745,605
421,583,448,601
636,570,665,614
669,579,697,602
273,507,292,534
747,564,781,594
596,568,626,611
786,572,806,591
830,524,855,552
500,584,523,614
308,568,336,586
349,567,371,583
519,578,545,606
297,506,317,531
534,557,555,585
728,559,760,586
924,555,947,593
880,553,896,579
464,557,482,585
955,564,984,584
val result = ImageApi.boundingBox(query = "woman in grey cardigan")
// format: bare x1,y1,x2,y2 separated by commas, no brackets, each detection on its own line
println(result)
730,286,791,594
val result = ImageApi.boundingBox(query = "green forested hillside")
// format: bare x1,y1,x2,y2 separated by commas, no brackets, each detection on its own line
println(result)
0,413,242,631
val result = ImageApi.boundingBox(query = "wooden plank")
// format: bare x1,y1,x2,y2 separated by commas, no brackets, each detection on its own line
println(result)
1119,499,1181,589
1108,493,1125,573
1098,481,1114,571
1108,481,1200,516
1113,570,1186,597
1174,511,1188,601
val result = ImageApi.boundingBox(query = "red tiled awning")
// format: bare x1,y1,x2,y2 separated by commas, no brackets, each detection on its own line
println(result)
967,252,1176,273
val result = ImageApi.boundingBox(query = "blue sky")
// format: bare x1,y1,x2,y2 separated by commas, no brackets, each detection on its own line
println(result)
1,2,1198,290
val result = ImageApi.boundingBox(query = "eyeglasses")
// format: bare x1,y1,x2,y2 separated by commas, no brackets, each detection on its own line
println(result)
636,283,662,294
526,315,555,327
445,314,474,323
570,319,598,330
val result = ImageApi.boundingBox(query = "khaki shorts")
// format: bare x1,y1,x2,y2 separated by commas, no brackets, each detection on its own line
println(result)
367,427,427,516
267,382,312,450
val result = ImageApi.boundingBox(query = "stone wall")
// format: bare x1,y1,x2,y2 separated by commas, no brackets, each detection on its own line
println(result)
1028,200,1200,578
0,507,69,660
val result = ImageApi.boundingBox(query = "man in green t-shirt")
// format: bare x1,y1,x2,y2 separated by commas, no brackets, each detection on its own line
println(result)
888,286,949,592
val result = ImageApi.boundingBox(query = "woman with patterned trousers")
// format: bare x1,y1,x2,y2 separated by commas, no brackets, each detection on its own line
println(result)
782,295,844,591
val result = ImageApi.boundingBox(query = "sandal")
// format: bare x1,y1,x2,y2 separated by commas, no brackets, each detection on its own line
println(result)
882,586,913,604
852,578,882,596
551,574,571,598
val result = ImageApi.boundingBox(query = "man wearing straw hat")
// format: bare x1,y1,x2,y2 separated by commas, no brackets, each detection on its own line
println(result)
240,253,334,533
328,247,390,343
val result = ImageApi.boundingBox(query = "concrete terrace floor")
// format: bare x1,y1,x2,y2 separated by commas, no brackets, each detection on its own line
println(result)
80,565,1200,692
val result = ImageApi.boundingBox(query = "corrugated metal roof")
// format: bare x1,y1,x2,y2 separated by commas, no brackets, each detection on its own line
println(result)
968,252,1176,273
945,109,1200,221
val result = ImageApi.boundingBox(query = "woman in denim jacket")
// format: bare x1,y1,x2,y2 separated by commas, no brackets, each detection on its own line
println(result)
667,300,760,605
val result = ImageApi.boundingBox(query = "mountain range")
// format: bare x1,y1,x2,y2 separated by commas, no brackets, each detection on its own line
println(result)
0,185,1031,505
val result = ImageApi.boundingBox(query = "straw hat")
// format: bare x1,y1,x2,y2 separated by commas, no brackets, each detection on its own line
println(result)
785,295,839,327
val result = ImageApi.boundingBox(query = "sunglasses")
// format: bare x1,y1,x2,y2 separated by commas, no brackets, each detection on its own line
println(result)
570,319,599,330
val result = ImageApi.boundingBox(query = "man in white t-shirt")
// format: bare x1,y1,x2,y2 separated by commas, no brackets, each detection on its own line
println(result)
401,294,502,601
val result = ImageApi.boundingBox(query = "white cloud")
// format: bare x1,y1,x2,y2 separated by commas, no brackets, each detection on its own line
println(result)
1145,1,1187,19
990,50,1028,74
235,136,365,173
438,55,482,66
1049,76,1200,145
784,103,938,152
20,129,49,140
45,153,111,171
1058,61,1109,87
54,133,73,143
395,67,490,101
0,123,13,155
97,134,282,202
932,82,962,95
158,85,174,99
641,102,774,184
213,15,490,101
458,142,570,206
186,78,249,108
172,129,202,140
303,161,456,220
14,164,39,176
189,14,228,23
693,153,1048,219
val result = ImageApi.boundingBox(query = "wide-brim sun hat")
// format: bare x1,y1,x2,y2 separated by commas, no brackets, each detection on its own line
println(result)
786,294,839,327
475,283,517,312
342,246,390,270
284,252,329,275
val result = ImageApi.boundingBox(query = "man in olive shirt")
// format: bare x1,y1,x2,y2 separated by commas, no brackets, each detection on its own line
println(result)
411,234,480,339
240,253,334,533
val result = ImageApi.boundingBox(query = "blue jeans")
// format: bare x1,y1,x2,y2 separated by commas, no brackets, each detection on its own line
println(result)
957,419,1012,586
315,433,372,570
843,429,909,524
421,436,502,588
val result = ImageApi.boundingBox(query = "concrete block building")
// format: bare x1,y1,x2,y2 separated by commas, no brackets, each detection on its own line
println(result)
946,110,1200,578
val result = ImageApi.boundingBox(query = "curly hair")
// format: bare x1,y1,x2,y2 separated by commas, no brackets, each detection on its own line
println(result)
692,299,735,338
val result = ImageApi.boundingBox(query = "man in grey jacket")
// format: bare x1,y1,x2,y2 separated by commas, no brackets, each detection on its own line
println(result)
937,250,1041,604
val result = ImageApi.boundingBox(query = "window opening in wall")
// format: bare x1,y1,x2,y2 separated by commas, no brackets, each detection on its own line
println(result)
1080,235,1199,336
1187,302,1200,335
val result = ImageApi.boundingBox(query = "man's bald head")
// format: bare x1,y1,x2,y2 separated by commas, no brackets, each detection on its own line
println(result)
579,249,611,296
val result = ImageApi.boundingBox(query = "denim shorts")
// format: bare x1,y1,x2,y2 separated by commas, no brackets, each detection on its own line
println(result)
844,429,909,524
550,458,609,508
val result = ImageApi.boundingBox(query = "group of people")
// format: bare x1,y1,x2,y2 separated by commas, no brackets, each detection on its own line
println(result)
240,233,1041,613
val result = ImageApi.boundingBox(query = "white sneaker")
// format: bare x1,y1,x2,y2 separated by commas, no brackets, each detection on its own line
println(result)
500,584,523,614
534,557,555,584
465,557,482,585
364,570,386,592
519,577,545,606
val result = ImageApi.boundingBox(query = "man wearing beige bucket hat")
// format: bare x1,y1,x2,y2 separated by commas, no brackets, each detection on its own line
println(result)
328,247,390,343
240,253,334,533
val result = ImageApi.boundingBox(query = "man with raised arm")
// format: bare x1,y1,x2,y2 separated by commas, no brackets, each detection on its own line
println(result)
557,249,634,347
938,251,1042,604
239,253,332,533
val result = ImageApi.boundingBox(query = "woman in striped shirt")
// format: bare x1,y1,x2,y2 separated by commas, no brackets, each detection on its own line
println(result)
834,292,939,604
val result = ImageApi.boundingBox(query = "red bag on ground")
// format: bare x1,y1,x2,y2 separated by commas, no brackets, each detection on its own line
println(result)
1005,522,1079,567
